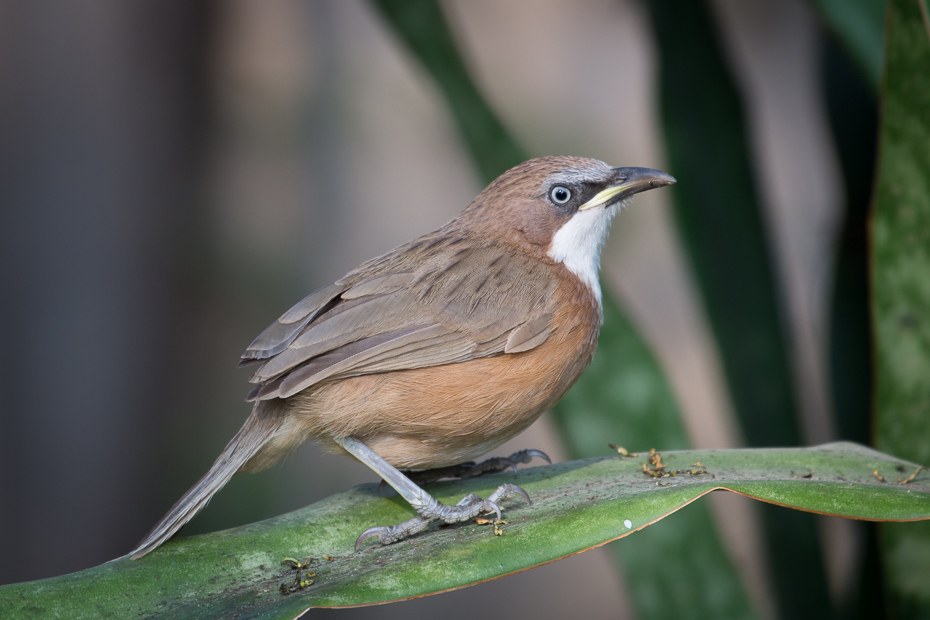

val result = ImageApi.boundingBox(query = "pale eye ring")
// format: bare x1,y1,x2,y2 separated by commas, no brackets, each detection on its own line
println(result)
549,185,572,205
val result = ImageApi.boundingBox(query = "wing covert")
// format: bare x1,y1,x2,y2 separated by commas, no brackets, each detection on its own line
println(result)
243,237,559,401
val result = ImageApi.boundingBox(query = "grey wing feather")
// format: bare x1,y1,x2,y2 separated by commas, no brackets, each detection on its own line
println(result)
277,324,462,398
242,237,559,401
338,272,414,299
239,282,347,366
250,288,425,382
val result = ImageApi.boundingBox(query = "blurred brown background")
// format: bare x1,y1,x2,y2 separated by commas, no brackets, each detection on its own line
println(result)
0,0,851,617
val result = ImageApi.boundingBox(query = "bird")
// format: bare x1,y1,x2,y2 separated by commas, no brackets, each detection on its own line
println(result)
129,156,675,559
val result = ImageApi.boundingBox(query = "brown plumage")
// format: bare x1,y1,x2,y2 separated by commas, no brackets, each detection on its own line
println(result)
130,156,674,558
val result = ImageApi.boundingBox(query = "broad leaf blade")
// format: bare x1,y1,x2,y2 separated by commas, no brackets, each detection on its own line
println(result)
871,0,930,616
1,443,927,619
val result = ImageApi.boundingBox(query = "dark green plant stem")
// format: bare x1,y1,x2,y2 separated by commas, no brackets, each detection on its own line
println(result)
871,0,930,616
823,27,878,451
809,0,887,91
821,26,885,620
643,1,833,618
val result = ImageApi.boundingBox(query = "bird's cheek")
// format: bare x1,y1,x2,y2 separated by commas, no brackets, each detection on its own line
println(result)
515,213,561,248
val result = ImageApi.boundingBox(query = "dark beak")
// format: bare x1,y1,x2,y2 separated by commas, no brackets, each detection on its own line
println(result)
578,167,676,211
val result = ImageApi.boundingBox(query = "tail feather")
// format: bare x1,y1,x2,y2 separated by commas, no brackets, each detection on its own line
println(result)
129,403,284,559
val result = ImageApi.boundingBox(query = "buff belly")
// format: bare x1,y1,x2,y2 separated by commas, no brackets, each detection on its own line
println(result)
256,322,594,471
244,275,599,473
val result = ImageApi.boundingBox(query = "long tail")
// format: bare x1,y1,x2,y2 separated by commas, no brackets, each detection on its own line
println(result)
129,402,284,559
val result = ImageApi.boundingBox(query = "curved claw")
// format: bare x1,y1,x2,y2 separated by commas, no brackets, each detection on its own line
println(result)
378,479,388,496
509,449,551,465
513,484,532,506
499,457,518,473
487,501,503,521
524,449,552,464
487,482,532,508
355,526,384,552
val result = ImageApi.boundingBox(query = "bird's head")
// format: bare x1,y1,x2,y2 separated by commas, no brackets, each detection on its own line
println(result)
461,156,675,303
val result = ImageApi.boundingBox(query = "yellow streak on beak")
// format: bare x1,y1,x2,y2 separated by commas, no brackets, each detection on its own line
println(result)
577,168,676,211
578,184,629,211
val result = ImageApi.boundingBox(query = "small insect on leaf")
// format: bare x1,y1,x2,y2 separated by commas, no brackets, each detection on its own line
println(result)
642,449,673,478
897,466,927,484
687,462,713,477
642,462,662,478
650,450,666,470
279,571,314,595
609,444,638,457
279,557,316,595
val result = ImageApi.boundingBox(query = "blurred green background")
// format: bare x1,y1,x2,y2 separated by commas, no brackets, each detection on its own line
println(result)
1,0,926,618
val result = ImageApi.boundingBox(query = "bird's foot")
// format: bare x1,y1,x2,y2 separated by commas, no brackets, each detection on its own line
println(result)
458,448,551,479
355,483,530,551
387,449,551,491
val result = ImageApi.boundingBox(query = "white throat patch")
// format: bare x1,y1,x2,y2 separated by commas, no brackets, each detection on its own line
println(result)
546,199,628,311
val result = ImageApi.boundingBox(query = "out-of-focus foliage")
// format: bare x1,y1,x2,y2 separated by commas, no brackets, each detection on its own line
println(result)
871,0,930,615
821,12,883,619
810,0,886,90
369,0,523,182
644,1,830,617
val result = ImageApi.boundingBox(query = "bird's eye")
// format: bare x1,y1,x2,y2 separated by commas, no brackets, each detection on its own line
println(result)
549,185,572,205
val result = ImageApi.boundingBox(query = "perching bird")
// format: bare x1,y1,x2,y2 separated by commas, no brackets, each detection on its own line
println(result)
130,156,675,559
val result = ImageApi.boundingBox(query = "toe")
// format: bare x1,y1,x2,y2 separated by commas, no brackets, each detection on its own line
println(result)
355,526,384,552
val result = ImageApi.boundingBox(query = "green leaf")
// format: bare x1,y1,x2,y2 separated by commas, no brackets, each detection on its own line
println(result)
2,443,927,619
644,1,832,617
553,293,756,619
871,0,930,616
809,0,886,91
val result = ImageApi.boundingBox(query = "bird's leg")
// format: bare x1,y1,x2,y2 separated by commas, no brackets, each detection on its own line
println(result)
395,449,552,489
336,436,531,552
468,448,551,476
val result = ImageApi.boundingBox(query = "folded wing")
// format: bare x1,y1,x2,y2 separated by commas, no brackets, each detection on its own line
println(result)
241,234,558,401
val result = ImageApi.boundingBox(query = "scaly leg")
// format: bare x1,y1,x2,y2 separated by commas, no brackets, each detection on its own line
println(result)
337,436,531,552
379,449,551,494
